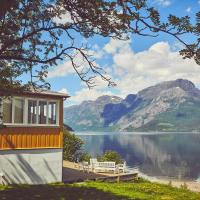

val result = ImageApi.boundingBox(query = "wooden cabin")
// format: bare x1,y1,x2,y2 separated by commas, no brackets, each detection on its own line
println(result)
0,89,69,184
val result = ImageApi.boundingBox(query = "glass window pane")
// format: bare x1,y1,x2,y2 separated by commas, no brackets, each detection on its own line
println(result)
38,101,47,124
48,102,57,124
14,99,24,124
3,98,12,123
28,100,37,124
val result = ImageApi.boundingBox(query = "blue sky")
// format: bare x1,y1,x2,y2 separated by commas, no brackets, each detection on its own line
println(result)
46,0,200,106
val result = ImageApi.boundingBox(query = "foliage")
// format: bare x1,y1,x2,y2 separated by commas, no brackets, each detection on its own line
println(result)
63,128,91,162
98,151,123,164
63,128,84,162
79,152,92,163
0,0,199,90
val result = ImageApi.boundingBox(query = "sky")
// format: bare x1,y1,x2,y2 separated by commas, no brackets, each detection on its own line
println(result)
46,0,200,106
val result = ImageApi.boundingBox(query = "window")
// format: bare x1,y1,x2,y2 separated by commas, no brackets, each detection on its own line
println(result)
14,98,24,124
3,98,12,123
2,97,59,126
28,100,37,124
38,101,47,124
48,102,57,124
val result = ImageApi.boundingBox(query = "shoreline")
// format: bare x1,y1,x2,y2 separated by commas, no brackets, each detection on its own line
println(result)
63,161,200,192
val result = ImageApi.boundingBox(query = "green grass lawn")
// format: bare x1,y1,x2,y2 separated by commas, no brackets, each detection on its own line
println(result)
0,179,200,200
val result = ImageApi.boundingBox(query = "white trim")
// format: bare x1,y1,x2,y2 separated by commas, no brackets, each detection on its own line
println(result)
11,98,14,124
46,101,49,125
36,99,39,124
24,98,28,124
3,96,60,127
56,100,60,126
4,124,60,128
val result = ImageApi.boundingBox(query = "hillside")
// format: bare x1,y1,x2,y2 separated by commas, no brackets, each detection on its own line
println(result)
64,79,200,132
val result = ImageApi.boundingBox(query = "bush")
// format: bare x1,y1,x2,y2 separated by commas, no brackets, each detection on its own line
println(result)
98,151,123,164
63,128,84,162
79,152,92,162
63,128,91,162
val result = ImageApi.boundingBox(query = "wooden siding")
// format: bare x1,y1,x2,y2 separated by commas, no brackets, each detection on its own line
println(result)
0,127,63,150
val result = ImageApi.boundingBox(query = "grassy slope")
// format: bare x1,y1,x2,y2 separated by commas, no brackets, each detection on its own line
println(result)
1,180,200,200
84,180,200,200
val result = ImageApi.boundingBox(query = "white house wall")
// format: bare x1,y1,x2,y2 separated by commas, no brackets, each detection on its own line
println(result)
0,148,63,185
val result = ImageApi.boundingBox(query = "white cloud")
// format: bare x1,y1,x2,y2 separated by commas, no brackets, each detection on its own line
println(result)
48,61,74,78
66,39,200,105
69,87,114,105
59,88,69,94
186,7,192,13
67,74,118,105
104,39,131,54
105,39,200,97
198,0,200,5
154,0,171,7
50,37,200,106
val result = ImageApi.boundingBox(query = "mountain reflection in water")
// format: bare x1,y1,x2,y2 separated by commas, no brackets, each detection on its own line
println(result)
77,132,200,181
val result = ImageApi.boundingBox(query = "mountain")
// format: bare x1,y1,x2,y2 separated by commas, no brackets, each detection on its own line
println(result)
64,79,200,132
64,95,122,131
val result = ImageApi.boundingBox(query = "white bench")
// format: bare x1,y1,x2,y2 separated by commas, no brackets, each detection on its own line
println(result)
116,162,126,173
93,161,117,173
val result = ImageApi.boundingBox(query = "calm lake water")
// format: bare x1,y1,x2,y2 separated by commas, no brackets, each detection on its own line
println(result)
76,132,200,182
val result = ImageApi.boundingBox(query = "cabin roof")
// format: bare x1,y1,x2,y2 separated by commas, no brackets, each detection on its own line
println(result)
33,89,70,98
0,88,70,99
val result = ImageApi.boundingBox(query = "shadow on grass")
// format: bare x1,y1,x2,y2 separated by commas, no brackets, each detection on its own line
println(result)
0,184,127,200
62,166,107,183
